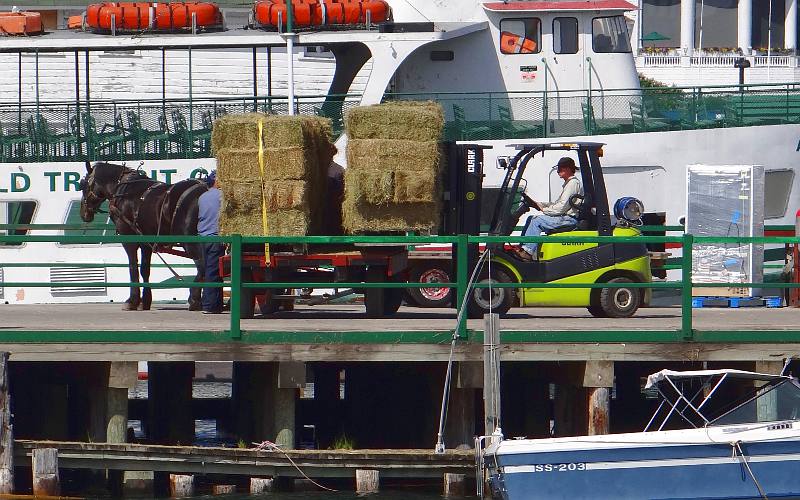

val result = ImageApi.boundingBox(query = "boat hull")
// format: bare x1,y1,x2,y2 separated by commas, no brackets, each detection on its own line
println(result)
487,431,800,499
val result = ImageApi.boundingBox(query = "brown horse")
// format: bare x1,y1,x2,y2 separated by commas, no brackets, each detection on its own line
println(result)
79,162,208,310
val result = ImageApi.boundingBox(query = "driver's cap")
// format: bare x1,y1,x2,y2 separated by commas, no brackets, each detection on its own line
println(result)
556,157,577,170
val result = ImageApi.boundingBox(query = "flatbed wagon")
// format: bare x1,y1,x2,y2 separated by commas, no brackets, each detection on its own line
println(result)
221,244,411,319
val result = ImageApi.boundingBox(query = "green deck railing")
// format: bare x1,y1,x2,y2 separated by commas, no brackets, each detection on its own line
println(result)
4,82,800,162
0,228,798,344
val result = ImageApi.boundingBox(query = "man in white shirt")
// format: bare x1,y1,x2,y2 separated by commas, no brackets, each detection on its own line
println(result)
511,157,583,261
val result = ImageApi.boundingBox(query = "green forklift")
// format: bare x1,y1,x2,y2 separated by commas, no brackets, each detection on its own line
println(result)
446,142,652,319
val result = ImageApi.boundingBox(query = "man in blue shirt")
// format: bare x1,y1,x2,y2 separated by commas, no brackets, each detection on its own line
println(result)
198,170,224,314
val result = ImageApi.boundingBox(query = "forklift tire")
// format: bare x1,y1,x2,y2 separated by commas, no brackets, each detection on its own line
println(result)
587,304,608,318
240,287,255,319
407,264,453,308
466,267,514,319
599,277,641,318
364,266,387,318
258,289,284,316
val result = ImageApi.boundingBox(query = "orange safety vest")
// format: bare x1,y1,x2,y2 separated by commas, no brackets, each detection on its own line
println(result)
500,31,537,54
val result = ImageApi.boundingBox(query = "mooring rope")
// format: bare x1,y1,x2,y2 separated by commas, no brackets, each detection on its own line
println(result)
253,440,338,492
732,440,768,499
435,248,492,453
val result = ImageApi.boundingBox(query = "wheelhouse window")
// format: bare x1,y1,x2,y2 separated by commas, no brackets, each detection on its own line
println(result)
764,169,794,218
553,17,578,54
500,18,541,55
592,15,631,53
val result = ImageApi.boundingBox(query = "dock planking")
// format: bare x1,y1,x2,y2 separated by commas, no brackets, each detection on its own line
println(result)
14,441,474,478
0,303,799,362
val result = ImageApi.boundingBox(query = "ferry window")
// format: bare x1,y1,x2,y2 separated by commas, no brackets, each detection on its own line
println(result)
592,16,631,53
0,201,36,247
764,169,794,218
61,200,115,243
553,17,578,54
500,18,541,55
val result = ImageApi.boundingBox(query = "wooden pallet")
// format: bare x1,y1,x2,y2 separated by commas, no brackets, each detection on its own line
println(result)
691,296,783,308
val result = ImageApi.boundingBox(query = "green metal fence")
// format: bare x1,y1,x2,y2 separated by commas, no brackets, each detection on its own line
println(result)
0,228,799,344
4,82,800,163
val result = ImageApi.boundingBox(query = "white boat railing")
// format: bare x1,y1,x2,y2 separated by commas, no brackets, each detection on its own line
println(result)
638,54,797,68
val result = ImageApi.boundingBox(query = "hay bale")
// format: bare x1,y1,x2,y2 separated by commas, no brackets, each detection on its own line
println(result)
342,198,440,234
394,170,438,204
345,101,444,141
214,113,338,236
346,139,441,173
343,170,394,205
211,113,270,154
263,180,308,210
216,148,261,183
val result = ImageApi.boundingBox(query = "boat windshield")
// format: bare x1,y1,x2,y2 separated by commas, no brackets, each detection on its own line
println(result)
710,379,800,426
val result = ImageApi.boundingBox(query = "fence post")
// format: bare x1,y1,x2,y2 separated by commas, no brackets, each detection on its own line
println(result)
230,234,242,340
681,233,694,340
456,234,469,339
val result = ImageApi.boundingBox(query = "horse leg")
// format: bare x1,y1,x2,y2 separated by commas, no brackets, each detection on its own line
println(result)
186,242,204,311
140,245,153,311
123,242,141,311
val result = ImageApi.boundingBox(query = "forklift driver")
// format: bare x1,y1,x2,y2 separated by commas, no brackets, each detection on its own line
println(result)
511,156,583,261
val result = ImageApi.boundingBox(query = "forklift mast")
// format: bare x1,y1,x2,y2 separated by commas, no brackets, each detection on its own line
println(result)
441,142,491,236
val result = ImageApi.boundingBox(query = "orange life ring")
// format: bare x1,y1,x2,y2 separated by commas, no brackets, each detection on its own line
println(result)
252,0,390,29
85,2,222,32
0,11,43,36
500,31,537,54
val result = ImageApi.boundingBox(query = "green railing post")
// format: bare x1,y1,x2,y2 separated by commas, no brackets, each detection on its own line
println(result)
681,233,694,340
456,233,469,339
229,234,242,340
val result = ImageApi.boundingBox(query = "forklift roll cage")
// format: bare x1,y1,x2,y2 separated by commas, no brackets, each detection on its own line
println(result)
489,142,612,239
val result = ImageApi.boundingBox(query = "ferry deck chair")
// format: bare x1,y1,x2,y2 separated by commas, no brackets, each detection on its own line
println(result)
171,109,211,156
629,102,670,132
33,114,81,161
126,111,171,156
81,112,129,159
581,102,623,135
452,104,491,140
498,106,543,138
0,120,30,162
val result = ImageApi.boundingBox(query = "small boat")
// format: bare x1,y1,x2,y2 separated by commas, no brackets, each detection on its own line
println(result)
252,0,390,29
85,2,223,32
480,368,800,499
0,11,43,36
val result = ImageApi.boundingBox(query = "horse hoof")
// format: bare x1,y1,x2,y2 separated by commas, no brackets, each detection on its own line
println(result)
188,303,202,311
122,303,139,311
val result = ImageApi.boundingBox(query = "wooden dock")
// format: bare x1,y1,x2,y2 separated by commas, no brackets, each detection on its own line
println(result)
14,441,474,478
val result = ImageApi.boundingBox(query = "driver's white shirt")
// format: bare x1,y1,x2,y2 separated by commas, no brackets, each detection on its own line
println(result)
540,176,582,218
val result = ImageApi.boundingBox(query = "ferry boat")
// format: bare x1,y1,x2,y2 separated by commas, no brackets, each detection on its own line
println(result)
1,0,800,305
479,368,800,500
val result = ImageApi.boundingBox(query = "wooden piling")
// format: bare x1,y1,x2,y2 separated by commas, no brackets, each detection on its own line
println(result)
123,471,154,496
443,473,466,496
584,361,613,436
0,352,12,494
212,484,236,495
355,469,379,493
483,314,501,437
32,448,60,497
169,474,194,497
249,477,273,494
275,362,304,449
148,362,194,445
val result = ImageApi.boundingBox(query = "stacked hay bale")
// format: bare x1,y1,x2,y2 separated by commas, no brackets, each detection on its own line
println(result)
212,113,337,236
343,101,445,234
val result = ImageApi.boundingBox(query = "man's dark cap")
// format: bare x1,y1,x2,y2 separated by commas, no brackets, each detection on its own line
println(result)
556,157,577,170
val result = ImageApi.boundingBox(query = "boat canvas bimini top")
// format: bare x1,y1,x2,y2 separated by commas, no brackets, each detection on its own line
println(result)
479,368,800,500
